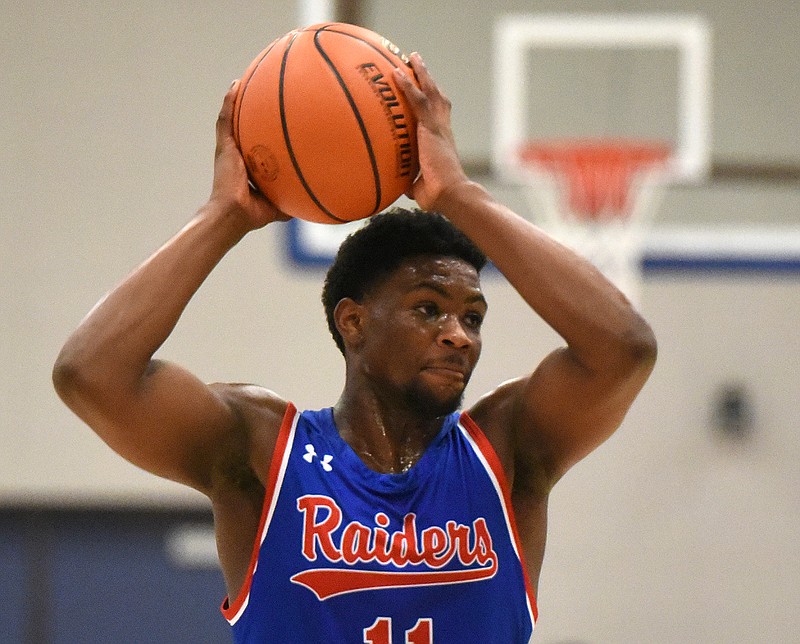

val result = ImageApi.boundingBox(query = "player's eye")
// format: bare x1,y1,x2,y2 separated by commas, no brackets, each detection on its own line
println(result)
464,312,484,329
415,302,439,318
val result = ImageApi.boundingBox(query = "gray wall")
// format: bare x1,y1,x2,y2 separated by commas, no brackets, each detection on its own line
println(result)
3,1,799,642
370,0,800,167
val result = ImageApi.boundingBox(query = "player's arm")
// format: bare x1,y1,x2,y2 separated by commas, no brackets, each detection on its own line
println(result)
395,54,657,491
52,81,288,494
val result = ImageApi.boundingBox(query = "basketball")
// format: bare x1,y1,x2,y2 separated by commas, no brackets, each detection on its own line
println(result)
233,23,420,224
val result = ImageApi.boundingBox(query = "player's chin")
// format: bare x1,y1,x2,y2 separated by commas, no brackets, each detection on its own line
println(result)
405,380,465,417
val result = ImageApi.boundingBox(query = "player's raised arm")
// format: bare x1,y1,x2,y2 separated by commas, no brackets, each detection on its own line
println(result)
395,53,657,490
52,81,288,493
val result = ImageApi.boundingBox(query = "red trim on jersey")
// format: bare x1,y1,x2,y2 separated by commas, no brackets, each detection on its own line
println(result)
459,412,539,623
291,561,499,601
221,402,298,623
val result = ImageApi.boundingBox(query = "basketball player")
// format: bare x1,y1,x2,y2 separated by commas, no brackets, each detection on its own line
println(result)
53,53,656,642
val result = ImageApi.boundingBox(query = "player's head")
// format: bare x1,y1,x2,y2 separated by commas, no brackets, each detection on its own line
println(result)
322,208,488,356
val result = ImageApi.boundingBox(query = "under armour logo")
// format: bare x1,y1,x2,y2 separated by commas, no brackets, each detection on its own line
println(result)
303,444,333,472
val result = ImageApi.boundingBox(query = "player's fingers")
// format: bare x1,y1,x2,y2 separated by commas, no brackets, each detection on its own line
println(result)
393,64,425,111
403,53,451,122
251,188,291,223
215,80,239,154
408,52,434,93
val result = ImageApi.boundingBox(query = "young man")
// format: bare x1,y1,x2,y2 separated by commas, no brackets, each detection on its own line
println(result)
53,53,656,642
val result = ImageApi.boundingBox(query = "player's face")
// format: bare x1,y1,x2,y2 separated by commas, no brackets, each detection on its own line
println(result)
359,255,486,417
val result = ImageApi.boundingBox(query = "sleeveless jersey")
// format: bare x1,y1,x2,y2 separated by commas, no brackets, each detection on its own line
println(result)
222,404,537,643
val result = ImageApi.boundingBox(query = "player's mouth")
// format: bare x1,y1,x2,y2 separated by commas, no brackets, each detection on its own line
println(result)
422,362,469,382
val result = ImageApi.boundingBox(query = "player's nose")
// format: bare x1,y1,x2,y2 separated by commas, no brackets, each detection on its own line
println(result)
437,314,472,349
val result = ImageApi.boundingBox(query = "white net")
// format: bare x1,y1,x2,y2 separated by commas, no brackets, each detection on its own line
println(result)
517,140,670,306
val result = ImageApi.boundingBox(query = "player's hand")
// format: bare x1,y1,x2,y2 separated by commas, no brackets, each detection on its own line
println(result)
209,80,289,229
393,53,471,212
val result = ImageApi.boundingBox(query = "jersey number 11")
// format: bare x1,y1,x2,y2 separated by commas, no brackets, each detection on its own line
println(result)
364,617,433,644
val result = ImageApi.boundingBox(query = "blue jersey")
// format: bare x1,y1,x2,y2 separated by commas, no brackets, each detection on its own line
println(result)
222,404,537,643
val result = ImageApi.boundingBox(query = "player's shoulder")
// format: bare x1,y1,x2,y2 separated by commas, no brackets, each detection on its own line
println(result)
206,383,292,493
212,382,289,407
464,377,528,469
467,376,528,426
211,382,290,431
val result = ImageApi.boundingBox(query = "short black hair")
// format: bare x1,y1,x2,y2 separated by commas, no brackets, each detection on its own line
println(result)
322,207,487,355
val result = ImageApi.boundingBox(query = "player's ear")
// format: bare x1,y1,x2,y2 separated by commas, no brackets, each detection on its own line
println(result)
334,298,366,350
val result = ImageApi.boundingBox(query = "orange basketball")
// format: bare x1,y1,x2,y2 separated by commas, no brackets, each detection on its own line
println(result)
233,23,420,224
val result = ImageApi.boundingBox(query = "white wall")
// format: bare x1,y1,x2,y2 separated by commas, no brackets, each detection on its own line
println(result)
3,1,799,642
538,277,800,643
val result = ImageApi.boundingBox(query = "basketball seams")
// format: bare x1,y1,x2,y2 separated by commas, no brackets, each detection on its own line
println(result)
318,25,413,72
279,33,349,224
236,24,416,224
315,26,419,196
312,30,382,218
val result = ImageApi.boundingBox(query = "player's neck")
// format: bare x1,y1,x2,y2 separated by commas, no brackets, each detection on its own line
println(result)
333,390,445,474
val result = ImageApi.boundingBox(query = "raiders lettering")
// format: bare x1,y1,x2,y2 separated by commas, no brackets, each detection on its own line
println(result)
290,495,499,600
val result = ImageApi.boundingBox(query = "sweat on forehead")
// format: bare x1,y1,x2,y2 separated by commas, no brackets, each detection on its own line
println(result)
378,255,484,294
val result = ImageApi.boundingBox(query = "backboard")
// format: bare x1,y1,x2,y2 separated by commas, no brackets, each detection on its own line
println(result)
492,14,713,186
491,14,713,303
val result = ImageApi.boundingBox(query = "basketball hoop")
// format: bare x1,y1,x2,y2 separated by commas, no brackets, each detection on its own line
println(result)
516,138,671,305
